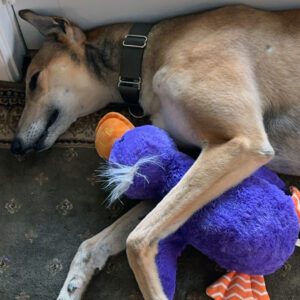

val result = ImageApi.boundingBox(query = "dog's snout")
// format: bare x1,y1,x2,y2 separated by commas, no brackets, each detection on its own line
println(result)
47,109,59,129
11,138,25,155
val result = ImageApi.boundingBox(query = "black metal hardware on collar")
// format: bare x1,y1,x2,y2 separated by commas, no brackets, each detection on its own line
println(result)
118,76,142,91
123,34,148,49
118,23,153,118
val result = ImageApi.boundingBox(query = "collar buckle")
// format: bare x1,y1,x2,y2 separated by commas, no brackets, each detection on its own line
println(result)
123,34,148,49
118,76,142,90
118,23,154,118
128,105,145,119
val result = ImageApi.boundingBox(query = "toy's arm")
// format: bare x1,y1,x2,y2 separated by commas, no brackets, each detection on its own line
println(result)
161,152,194,197
254,167,286,191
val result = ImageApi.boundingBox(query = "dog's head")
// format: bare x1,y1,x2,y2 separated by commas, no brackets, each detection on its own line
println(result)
12,10,121,155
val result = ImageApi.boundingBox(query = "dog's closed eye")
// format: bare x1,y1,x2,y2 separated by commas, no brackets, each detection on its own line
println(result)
29,71,40,91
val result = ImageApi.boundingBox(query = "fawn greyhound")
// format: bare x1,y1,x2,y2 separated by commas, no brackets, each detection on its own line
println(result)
12,5,300,300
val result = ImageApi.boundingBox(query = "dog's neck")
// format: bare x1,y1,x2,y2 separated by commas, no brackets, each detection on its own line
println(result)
84,24,130,105
85,24,130,78
84,23,161,116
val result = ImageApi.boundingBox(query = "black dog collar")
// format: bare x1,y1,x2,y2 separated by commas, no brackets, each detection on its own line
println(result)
118,23,153,118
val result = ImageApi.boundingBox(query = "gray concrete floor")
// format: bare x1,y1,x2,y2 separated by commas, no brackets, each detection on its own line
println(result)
0,147,299,300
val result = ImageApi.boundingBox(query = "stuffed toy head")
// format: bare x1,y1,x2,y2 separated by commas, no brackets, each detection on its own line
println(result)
96,112,193,201
95,112,300,300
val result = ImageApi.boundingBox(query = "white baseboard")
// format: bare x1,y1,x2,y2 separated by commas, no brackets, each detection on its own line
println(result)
0,1,26,81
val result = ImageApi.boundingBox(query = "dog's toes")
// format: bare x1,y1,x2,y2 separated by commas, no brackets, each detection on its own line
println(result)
57,290,73,300
56,294,70,300
57,238,108,300
57,277,85,300
67,276,83,293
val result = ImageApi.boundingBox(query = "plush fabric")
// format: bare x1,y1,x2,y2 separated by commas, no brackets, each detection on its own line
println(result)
107,125,299,300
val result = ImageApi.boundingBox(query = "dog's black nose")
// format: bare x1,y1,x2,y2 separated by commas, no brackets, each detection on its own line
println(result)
11,138,24,155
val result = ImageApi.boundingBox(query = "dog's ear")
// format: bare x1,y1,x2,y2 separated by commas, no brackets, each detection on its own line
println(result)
19,9,86,45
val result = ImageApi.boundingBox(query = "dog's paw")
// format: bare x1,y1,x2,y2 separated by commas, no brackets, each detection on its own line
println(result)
57,243,97,299
57,235,111,300
67,276,84,293
58,272,90,299
57,275,88,300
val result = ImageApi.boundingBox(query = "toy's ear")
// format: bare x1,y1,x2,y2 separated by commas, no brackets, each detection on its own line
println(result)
19,9,86,44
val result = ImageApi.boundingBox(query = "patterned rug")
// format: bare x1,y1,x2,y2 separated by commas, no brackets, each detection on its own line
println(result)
0,81,149,149
1,81,300,300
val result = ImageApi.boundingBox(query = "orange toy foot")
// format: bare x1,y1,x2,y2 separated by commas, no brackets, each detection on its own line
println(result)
291,186,300,221
206,271,269,300
95,112,134,160
291,186,300,247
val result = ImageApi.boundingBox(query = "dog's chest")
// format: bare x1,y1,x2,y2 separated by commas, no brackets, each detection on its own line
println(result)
150,104,199,147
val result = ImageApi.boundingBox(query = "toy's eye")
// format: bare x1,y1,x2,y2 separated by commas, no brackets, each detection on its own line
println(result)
29,71,40,91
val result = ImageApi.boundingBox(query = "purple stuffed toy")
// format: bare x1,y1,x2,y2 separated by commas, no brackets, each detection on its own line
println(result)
96,112,300,300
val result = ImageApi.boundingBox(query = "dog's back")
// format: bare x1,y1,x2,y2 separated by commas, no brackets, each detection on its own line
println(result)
145,6,300,174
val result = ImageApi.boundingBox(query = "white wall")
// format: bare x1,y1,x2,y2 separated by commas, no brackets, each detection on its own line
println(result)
0,2,26,81
14,0,300,49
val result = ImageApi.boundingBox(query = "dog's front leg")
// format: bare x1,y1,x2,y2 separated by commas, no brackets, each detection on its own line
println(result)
126,136,274,300
57,201,154,300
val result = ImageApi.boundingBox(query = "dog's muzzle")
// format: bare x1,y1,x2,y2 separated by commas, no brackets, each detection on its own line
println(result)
11,138,24,155
11,109,60,155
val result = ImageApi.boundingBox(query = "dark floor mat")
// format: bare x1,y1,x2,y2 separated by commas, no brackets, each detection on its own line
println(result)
0,147,299,300
1,80,300,300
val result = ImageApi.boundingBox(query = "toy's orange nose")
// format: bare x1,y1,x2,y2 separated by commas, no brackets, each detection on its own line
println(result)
95,112,134,160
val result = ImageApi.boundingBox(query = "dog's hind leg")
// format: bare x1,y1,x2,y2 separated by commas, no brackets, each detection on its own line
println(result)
57,201,154,300
126,136,274,300
126,61,275,299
